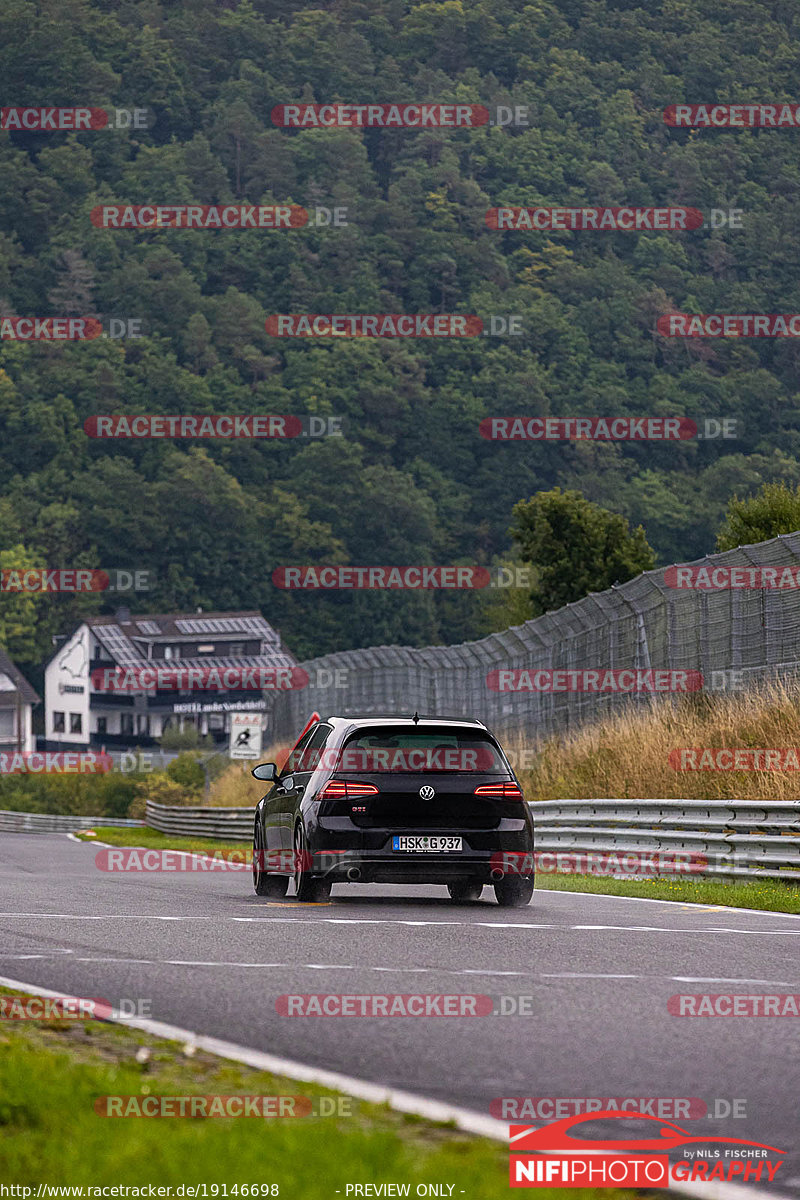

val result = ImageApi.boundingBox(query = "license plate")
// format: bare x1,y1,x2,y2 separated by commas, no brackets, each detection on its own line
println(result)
392,836,462,852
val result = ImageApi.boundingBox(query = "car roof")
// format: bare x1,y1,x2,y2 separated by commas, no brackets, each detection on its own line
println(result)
324,714,488,729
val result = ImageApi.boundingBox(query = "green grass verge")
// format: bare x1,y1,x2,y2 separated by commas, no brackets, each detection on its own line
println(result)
76,828,800,912
75,826,249,857
0,989,640,1199
536,872,800,912
79,830,800,912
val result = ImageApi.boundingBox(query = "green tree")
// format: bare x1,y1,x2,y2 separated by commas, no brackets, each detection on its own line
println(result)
0,543,46,661
717,482,800,551
510,488,656,617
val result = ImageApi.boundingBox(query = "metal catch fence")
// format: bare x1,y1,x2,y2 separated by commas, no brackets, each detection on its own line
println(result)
268,533,800,743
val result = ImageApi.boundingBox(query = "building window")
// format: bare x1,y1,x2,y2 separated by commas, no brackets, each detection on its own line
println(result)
120,713,134,735
228,643,244,656
70,713,82,734
164,646,176,659
136,714,150,736
96,717,107,735
53,711,65,733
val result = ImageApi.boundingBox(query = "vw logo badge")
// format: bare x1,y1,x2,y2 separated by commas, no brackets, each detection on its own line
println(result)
419,785,435,800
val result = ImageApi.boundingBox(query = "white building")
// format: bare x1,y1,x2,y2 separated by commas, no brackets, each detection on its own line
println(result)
43,608,295,752
0,649,39,754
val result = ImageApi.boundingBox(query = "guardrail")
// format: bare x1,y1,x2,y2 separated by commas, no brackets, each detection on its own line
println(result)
533,798,800,880
6,799,799,880
144,796,799,878
0,810,145,833
145,801,253,840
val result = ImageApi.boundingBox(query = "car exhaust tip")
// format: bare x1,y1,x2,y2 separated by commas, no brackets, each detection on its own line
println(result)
490,868,504,880
346,866,362,881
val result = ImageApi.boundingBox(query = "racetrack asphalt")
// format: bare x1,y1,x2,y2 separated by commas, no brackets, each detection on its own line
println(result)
1,833,798,1195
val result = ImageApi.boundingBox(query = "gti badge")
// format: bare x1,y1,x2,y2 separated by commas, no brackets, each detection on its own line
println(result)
419,785,435,799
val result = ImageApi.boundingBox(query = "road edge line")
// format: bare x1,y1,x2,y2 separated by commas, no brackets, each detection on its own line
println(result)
0,972,783,1200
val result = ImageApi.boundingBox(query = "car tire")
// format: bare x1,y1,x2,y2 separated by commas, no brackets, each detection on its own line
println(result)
494,876,534,907
447,880,484,902
294,824,331,902
253,823,289,898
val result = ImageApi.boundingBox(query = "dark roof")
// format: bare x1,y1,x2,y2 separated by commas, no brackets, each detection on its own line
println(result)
327,714,487,728
85,610,280,641
0,649,40,705
47,610,295,670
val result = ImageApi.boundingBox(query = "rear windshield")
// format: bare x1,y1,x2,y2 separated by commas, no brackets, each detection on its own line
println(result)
336,728,507,773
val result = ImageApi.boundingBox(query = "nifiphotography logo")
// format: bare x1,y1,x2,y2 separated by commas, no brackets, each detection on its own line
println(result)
508,1110,784,1188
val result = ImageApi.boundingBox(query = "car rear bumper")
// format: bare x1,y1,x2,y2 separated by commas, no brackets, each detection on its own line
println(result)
307,845,535,883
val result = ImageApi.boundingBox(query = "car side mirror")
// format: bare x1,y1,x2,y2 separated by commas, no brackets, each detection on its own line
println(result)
251,762,277,782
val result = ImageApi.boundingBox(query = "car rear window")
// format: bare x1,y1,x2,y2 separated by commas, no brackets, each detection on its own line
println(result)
337,728,507,772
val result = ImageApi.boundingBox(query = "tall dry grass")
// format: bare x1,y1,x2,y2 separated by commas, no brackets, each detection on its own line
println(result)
208,762,259,807
508,682,800,801
207,742,290,807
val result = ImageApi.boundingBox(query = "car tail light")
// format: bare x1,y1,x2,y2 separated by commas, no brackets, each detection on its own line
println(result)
473,781,524,800
319,779,379,799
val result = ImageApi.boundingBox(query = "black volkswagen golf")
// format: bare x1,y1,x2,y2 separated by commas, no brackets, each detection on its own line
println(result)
251,714,535,906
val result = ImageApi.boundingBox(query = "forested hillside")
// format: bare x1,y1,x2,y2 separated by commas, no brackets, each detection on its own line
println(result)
2,0,800,670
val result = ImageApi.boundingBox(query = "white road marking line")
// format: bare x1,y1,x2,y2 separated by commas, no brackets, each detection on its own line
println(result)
164,961,286,968
671,977,799,986
1,913,798,937
460,969,525,976
305,963,356,970
1,951,797,986
706,929,800,938
75,958,161,965
0,913,210,920
324,918,392,924
540,973,640,979
543,888,800,920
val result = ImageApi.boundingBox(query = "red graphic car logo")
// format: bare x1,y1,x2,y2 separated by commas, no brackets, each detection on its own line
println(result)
510,1111,783,1155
